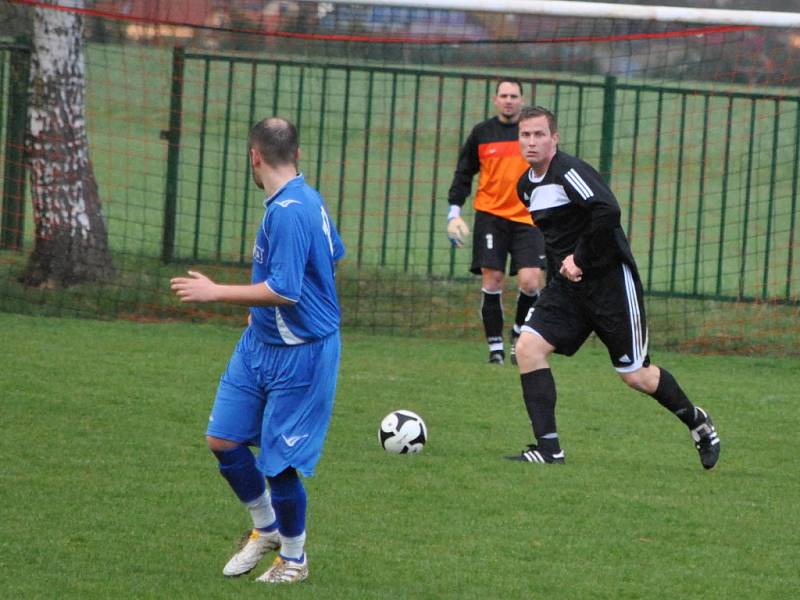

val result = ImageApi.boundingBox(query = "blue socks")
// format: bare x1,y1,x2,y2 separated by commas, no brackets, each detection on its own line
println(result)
267,467,306,538
213,445,265,504
215,449,306,558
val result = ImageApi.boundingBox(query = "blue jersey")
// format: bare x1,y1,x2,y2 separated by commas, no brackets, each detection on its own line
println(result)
249,174,345,345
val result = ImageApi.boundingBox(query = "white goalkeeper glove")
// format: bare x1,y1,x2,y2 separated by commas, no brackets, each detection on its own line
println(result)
446,206,470,248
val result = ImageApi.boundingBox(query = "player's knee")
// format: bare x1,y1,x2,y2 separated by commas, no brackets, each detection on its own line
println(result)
516,332,544,361
518,269,543,295
206,435,240,453
516,333,551,372
620,372,645,392
481,269,504,291
619,367,658,394
521,285,541,297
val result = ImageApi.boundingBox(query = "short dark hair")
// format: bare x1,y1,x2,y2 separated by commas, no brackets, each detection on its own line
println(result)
248,117,298,167
495,78,524,95
519,105,558,134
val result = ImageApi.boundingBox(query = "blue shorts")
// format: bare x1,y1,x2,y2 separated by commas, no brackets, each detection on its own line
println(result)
206,327,341,477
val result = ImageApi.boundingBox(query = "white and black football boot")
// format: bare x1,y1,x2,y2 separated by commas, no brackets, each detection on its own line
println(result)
505,444,565,464
691,407,720,470
489,350,505,365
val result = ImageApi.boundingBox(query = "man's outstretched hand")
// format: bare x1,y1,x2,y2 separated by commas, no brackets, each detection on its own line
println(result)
171,270,218,303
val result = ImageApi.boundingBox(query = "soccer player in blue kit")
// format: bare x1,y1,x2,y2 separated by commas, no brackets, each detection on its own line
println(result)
171,117,344,584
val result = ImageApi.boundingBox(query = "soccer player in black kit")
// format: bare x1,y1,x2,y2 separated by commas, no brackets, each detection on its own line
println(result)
507,106,720,469
446,79,546,366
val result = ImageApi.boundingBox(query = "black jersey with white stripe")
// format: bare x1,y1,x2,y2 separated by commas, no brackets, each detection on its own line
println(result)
516,150,636,275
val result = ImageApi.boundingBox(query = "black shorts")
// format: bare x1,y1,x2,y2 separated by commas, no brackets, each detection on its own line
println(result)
521,263,651,372
470,210,546,276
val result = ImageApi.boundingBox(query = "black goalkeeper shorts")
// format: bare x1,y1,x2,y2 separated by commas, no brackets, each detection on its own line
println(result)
521,262,651,372
470,210,546,276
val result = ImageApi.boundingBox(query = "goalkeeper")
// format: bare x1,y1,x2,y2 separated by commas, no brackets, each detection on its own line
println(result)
446,78,546,365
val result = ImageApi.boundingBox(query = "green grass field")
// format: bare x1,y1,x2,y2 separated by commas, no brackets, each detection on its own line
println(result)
2,312,798,598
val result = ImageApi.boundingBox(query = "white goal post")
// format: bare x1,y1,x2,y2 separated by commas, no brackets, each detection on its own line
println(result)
314,0,800,28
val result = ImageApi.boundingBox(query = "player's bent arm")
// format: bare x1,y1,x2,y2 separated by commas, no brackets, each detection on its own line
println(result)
447,130,480,205
561,167,623,270
573,205,621,270
212,281,294,306
170,270,294,306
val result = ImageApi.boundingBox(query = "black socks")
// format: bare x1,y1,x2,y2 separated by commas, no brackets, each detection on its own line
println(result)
651,368,699,428
520,368,560,452
513,289,539,336
481,289,503,351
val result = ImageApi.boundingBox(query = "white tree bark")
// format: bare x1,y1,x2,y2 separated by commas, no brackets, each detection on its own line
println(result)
22,2,113,286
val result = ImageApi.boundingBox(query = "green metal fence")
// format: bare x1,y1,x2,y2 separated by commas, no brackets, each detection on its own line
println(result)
161,50,799,304
0,42,30,252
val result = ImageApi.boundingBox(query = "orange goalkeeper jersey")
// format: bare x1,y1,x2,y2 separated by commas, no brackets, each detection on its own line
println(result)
447,116,533,225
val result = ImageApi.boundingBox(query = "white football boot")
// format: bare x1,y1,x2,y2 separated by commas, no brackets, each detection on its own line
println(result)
255,554,309,584
223,529,280,576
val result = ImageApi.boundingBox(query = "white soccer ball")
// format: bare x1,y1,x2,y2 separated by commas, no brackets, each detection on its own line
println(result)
378,409,427,454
